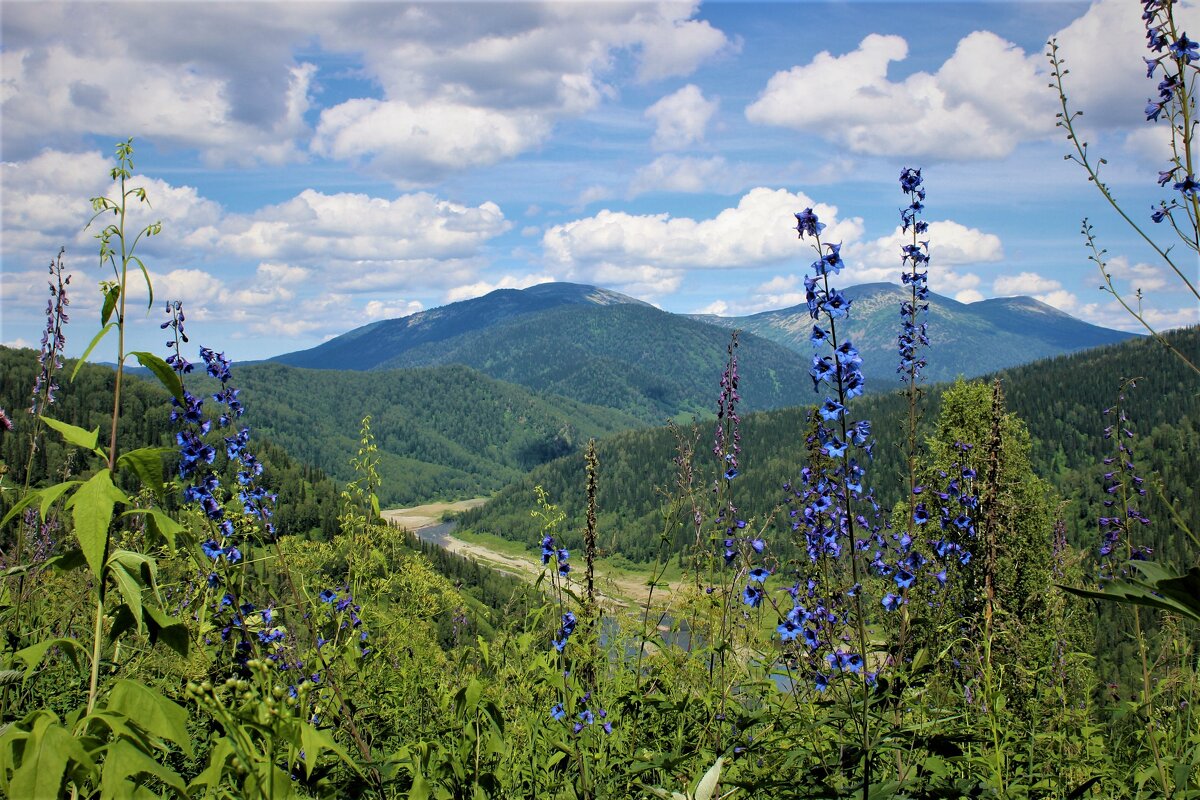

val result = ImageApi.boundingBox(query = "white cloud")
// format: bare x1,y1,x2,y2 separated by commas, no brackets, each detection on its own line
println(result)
628,155,732,196
1104,256,1171,292
1,2,732,177
955,289,985,303
693,299,729,316
1048,0,1180,129
364,299,425,320
576,185,617,207
0,149,224,267
994,271,1064,296
745,31,1053,159
645,84,718,150
856,220,1004,272
215,189,510,274
544,187,863,283
312,99,552,185
445,273,556,303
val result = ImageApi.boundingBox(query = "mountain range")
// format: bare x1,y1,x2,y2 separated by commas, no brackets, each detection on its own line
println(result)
271,281,1136,413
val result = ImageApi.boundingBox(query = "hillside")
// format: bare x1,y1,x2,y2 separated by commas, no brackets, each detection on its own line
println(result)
695,282,1136,388
458,326,1199,566
272,282,647,371
374,303,817,421
192,361,644,506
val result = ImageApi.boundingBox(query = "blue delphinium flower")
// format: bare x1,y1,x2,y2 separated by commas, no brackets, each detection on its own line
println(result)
30,250,71,417
898,168,930,386
1097,381,1153,578
784,203,879,689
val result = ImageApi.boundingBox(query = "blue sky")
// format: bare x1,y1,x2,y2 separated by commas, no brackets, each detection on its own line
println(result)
1,0,1196,362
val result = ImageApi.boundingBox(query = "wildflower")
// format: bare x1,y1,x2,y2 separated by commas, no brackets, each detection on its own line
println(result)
30,250,71,416
794,208,825,238
550,703,565,721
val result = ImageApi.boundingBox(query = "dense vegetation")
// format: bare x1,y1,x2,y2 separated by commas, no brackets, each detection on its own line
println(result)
0,346,345,541
459,327,1200,567
2,8,1199,794
699,282,1134,388
378,303,822,422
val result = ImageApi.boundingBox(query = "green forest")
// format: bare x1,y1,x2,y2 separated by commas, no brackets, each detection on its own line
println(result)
3,9,1200,794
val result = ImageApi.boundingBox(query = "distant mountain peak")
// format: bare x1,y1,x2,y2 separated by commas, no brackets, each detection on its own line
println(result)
270,281,646,370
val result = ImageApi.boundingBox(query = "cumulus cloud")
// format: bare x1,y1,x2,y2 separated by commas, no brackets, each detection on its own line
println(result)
856,220,1003,272
213,190,510,280
542,187,863,296
1048,0,1186,129
364,298,425,320
0,149,224,266
0,4,314,164
312,99,552,185
1,2,732,178
645,84,718,150
745,30,1054,159
628,155,733,196
445,273,556,303
994,271,1066,296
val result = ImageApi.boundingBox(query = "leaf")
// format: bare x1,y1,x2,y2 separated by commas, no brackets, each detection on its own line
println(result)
0,490,40,530
9,713,92,800
117,447,173,502
298,722,357,779
68,470,126,578
121,507,183,551
40,416,101,454
1059,562,1200,626
40,480,82,520
100,737,187,797
129,351,183,404
129,256,154,309
187,737,234,794
693,757,724,800
101,284,120,325
109,562,144,639
0,669,24,686
107,679,192,757
14,638,84,679
143,603,189,658
72,322,116,379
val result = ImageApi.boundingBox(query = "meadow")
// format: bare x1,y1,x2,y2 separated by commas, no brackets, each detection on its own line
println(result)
0,2,1198,797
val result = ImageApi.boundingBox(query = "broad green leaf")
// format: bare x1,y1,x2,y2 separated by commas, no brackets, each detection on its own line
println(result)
129,351,183,403
298,722,357,779
9,712,92,800
14,637,84,679
40,479,82,520
109,604,139,644
109,562,144,638
107,679,192,757
117,447,173,501
187,737,234,793
0,490,40,529
72,322,116,379
100,737,187,797
143,602,189,658
102,284,120,325
40,415,102,454
693,757,724,800
69,470,125,578
259,763,296,800
128,507,182,549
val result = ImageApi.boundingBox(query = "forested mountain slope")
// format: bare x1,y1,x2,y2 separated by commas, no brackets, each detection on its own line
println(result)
695,283,1136,388
459,327,1198,569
